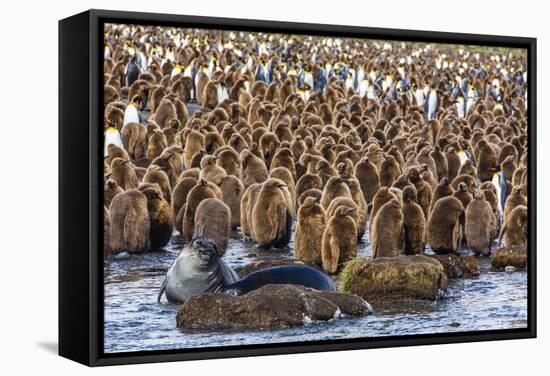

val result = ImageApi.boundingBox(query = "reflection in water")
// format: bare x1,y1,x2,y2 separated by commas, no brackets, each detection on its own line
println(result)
104,228,527,353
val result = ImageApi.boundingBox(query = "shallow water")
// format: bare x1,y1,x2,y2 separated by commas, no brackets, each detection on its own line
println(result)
104,228,527,353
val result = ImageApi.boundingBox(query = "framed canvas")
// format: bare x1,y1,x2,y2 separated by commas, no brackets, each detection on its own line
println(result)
59,9,536,366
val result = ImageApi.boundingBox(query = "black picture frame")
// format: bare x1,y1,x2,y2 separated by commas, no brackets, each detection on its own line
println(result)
59,9,537,367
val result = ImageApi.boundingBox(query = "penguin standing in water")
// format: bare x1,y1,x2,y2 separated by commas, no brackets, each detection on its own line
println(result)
104,127,124,156
491,168,508,219
123,95,141,125
124,57,140,88
426,86,439,119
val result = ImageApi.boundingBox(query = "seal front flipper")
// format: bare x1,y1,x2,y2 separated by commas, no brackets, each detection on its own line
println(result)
157,276,167,303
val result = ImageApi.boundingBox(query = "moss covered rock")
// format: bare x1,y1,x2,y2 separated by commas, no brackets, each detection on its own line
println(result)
338,255,448,302
177,284,371,330
429,254,480,278
491,245,528,269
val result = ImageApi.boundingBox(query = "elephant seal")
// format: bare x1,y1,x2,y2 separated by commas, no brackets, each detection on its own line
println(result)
157,237,239,303
223,265,336,295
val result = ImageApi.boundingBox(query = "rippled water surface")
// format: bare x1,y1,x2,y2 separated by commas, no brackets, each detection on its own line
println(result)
104,228,528,353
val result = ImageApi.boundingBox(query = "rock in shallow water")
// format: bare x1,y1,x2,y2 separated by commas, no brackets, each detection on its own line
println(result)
176,284,371,330
429,254,480,278
338,255,448,302
491,245,528,269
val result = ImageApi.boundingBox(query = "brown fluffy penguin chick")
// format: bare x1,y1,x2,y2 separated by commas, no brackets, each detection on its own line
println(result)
336,160,355,180
183,130,205,169
429,177,454,213
146,128,167,159
294,196,326,265
326,197,360,230
269,167,296,211
139,184,173,251
296,173,322,202
504,186,527,220
445,147,462,182
240,183,262,237
345,177,368,241
453,182,473,209
298,188,324,207
477,140,499,182
171,176,197,228
104,178,123,208
105,144,130,166
321,206,357,274
369,187,397,237
193,198,231,254
415,147,438,180
251,178,293,248
216,148,240,177
315,159,338,186
379,154,401,187
181,179,222,241
481,187,500,231
110,157,139,190
354,157,380,207
371,199,404,259
499,205,528,247
121,122,147,160
431,146,449,180
320,176,352,209
457,159,478,179
149,98,177,129
190,149,207,169
199,155,227,185
104,206,111,257
407,167,433,221
109,189,150,254
271,148,297,182
402,186,426,255
143,165,171,204
240,149,268,188
427,196,465,254
219,175,244,229
465,190,497,256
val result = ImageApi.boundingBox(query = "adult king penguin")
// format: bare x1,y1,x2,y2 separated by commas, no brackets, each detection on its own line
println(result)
125,57,140,88
491,168,508,219
426,86,439,119
104,127,124,156
123,95,141,125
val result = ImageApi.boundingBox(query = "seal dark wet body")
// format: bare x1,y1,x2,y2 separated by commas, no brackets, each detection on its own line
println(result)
158,237,239,303
223,265,336,295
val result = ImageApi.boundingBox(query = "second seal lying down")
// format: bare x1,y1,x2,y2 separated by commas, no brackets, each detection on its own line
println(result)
158,237,336,303
223,265,336,295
